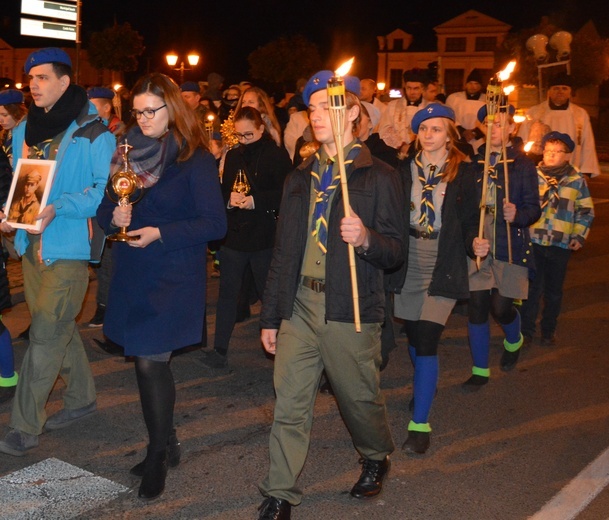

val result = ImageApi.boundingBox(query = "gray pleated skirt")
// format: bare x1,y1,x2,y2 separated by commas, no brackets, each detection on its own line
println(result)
394,234,456,326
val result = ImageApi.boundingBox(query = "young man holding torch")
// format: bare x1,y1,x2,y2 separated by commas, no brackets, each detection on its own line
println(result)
257,70,406,519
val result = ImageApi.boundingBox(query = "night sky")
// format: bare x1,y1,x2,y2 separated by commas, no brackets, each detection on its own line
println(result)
3,0,608,86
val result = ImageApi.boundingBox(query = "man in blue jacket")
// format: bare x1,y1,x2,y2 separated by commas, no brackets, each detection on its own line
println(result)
0,48,115,456
257,71,406,519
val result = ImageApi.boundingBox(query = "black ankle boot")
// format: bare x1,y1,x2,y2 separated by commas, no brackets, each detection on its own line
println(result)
138,449,168,500
130,429,181,477
350,456,390,499
258,496,291,519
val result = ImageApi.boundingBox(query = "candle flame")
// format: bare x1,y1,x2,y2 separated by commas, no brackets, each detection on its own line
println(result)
503,85,515,96
207,113,215,121
524,141,535,153
498,61,516,81
513,114,526,124
335,57,354,77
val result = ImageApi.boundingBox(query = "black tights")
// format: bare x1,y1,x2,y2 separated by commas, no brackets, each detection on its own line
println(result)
469,289,516,326
135,357,175,453
401,319,444,356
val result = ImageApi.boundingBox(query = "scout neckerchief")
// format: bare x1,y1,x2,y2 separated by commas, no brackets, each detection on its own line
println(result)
415,151,446,234
311,142,362,253
538,163,570,210
485,151,500,206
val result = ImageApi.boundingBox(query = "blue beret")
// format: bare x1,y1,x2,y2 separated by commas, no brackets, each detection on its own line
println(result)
24,47,72,74
0,89,24,106
302,70,360,106
87,87,115,100
180,81,200,93
541,131,575,153
477,104,515,122
411,103,455,134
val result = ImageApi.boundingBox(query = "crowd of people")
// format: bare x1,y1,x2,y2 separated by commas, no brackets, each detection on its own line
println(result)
0,48,598,518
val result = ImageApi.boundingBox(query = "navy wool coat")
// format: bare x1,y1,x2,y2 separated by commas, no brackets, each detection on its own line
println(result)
97,148,227,355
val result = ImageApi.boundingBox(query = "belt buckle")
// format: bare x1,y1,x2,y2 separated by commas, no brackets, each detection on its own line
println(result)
420,230,430,239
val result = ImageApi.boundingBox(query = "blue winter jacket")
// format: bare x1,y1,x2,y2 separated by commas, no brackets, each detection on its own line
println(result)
10,101,115,264
474,141,541,270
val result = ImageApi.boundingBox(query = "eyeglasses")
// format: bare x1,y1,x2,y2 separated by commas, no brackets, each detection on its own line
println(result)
235,131,255,140
131,104,167,120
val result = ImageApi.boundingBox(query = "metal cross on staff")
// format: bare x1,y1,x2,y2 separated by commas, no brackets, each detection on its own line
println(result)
476,61,516,270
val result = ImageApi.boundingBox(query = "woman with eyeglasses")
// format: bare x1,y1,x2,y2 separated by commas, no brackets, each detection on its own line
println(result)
200,106,291,370
96,73,227,500
234,86,282,146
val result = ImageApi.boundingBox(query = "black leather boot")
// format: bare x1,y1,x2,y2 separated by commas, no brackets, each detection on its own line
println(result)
257,496,291,519
350,456,390,499
138,449,168,500
130,428,181,477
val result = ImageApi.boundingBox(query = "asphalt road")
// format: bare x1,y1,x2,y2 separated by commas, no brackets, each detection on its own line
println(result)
0,172,607,520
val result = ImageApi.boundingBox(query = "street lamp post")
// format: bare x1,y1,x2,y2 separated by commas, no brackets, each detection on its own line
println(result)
165,52,200,84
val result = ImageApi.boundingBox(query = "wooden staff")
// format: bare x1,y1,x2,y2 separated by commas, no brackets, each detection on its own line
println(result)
499,102,513,264
477,78,502,270
327,73,361,332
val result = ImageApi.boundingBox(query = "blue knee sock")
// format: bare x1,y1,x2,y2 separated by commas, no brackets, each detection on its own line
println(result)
468,321,490,373
408,345,417,368
501,309,521,346
412,355,438,425
0,328,16,383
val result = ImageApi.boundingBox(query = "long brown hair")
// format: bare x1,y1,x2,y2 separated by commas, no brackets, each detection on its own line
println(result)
130,73,208,162
235,86,281,140
0,102,27,143
414,118,466,183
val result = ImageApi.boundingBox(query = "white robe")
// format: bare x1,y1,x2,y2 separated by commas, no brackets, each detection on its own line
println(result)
518,101,600,178
378,97,427,149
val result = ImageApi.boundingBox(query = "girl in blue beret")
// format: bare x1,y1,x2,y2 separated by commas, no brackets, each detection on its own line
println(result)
394,103,489,454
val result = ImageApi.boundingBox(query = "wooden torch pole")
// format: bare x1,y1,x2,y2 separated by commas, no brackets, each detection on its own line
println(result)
327,71,361,332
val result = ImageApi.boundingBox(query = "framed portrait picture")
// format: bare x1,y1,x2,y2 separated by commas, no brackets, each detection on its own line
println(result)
4,158,57,231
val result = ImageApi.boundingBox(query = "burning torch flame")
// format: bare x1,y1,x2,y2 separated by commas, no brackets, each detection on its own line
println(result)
335,58,354,77
513,114,526,124
207,114,215,123
524,141,535,153
503,85,515,96
498,61,516,82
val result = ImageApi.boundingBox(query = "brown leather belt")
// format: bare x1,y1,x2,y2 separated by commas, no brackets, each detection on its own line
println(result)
302,276,325,293
409,228,439,240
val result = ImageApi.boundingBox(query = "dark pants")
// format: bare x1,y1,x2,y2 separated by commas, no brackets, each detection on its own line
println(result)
521,244,571,338
213,246,273,355
96,241,113,306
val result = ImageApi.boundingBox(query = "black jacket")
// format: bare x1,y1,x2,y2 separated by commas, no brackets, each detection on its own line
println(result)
400,157,480,300
260,143,406,328
221,134,292,251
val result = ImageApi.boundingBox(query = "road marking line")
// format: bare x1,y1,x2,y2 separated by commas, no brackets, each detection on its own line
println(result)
0,457,128,519
529,445,609,520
